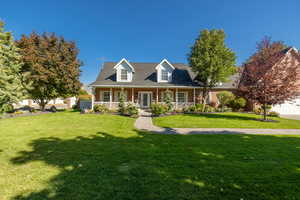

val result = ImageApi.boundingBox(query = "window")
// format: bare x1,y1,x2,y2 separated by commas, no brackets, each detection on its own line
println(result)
177,92,186,103
102,91,110,102
121,69,128,80
161,70,168,81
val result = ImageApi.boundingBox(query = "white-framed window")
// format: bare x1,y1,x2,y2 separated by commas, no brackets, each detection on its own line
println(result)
102,91,110,102
121,69,128,81
161,70,168,81
177,92,187,103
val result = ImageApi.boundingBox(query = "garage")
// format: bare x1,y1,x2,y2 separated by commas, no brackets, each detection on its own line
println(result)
271,96,300,115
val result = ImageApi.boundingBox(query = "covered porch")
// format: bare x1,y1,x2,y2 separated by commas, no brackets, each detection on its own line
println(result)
91,86,219,110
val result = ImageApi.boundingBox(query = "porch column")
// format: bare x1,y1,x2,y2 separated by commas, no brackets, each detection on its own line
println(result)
175,88,178,109
193,88,196,105
109,88,112,109
156,88,158,103
132,88,134,103
91,87,95,110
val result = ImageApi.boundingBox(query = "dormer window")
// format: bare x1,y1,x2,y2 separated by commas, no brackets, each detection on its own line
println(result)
155,59,175,83
113,58,135,82
161,70,168,81
121,69,128,81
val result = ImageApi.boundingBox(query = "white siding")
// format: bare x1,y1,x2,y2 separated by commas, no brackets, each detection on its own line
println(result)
116,61,133,82
271,96,300,114
156,61,174,83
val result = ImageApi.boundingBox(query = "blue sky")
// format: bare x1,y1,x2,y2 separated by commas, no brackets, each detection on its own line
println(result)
1,0,300,84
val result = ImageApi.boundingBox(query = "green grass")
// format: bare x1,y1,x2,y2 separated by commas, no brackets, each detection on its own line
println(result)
1,112,300,199
153,112,300,129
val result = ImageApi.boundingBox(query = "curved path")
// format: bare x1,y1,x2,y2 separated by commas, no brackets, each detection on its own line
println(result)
135,111,300,135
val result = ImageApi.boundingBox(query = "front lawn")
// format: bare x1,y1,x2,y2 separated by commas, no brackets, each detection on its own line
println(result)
153,112,300,129
1,112,300,199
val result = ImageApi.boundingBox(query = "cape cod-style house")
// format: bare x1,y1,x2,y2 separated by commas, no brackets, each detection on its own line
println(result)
89,58,238,110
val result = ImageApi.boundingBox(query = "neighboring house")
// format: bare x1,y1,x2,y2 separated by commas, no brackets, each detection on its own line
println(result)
89,58,238,109
15,97,77,109
267,47,300,114
242,47,300,115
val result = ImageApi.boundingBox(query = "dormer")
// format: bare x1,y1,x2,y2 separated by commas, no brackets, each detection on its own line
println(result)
155,59,175,83
113,58,135,82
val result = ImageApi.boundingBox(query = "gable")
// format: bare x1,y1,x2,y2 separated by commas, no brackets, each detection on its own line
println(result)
113,58,134,82
155,59,175,82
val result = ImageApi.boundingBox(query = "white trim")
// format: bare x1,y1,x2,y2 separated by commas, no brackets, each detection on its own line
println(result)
100,90,111,102
113,58,135,72
155,59,175,70
109,88,112,109
177,91,188,103
138,91,152,108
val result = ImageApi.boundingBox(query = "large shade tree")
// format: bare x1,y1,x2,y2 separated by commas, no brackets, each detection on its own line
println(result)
239,37,300,120
17,32,82,110
0,21,29,112
188,29,236,109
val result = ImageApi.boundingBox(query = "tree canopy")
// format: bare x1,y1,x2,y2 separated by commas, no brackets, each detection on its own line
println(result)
188,29,236,105
239,37,300,120
0,21,29,112
17,32,82,110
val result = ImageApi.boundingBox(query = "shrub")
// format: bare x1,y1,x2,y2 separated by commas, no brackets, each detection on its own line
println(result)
254,107,262,115
93,104,108,113
184,104,215,113
151,103,167,116
50,106,57,112
163,90,174,112
217,91,235,111
184,105,196,113
204,105,215,112
195,104,205,112
118,91,126,114
0,104,14,113
123,104,139,117
268,111,279,117
228,97,247,111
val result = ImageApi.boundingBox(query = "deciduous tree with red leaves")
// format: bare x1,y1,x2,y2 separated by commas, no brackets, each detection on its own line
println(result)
16,32,82,111
239,37,300,121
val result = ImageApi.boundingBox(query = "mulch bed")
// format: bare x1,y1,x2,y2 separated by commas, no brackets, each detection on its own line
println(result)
254,118,279,123
1,111,53,119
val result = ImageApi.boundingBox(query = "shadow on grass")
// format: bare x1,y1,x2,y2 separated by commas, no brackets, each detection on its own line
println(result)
11,131,300,200
185,113,259,121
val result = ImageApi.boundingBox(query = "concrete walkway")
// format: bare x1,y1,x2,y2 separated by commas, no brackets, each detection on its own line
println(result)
281,115,300,121
135,111,300,135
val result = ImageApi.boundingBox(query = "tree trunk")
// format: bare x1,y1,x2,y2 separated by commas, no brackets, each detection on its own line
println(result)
201,89,209,112
39,99,46,111
263,103,267,121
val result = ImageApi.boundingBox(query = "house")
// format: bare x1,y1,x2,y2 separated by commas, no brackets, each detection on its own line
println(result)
269,47,300,115
89,58,238,110
240,47,300,115
15,97,77,109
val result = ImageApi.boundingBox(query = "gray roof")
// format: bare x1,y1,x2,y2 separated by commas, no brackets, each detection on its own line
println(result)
90,62,238,89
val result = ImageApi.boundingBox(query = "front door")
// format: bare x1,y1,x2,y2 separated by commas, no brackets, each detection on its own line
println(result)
140,92,151,108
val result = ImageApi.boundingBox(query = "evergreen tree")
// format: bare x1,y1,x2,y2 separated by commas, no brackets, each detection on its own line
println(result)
188,29,236,110
0,21,28,112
